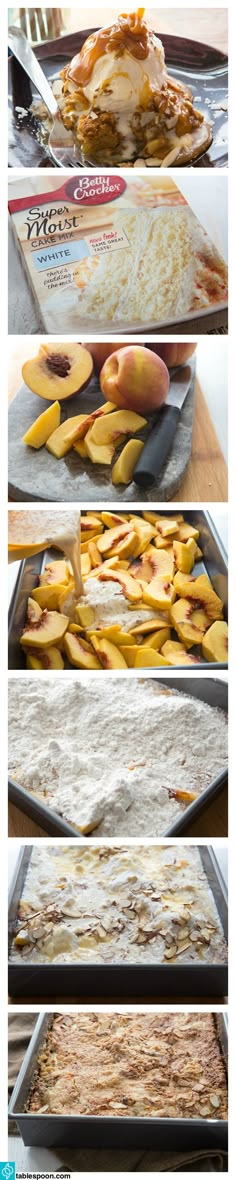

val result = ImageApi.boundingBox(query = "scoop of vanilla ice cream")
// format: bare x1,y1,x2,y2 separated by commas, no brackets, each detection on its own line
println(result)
80,36,166,113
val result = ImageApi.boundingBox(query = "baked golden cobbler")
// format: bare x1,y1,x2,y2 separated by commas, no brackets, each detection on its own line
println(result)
26,1013,227,1118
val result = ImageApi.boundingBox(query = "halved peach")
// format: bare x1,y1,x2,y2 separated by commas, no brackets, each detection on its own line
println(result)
22,343,93,401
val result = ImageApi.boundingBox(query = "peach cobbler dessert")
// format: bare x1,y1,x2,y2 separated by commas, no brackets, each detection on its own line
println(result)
60,9,212,166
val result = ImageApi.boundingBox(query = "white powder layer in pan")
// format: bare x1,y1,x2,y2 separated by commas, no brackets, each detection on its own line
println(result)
8,679,228,837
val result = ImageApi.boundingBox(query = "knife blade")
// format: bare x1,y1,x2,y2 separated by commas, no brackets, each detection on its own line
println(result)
133,364,193,489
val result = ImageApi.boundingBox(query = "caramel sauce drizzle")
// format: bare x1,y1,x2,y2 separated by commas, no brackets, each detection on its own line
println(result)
67,9,151,86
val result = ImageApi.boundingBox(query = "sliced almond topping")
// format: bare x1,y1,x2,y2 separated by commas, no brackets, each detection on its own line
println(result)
210,1094,220,1108
164,944,177,959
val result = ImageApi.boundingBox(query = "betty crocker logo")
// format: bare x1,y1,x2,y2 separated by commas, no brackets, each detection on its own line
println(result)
64,176,126,204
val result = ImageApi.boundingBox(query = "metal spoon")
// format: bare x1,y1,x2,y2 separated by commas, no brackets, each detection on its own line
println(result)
8,25,88,167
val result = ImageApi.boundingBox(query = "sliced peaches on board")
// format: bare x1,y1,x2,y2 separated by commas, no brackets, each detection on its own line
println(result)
23,401,60,448
22,343,93,401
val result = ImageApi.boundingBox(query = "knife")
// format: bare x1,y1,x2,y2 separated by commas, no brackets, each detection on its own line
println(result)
133,364,193,489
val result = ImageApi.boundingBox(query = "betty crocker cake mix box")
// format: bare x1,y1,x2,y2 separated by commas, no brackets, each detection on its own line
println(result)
8,174,228,334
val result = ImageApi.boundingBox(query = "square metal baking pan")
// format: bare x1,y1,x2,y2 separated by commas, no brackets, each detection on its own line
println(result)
8,509,228,670
8,845,228,1000
8,1011,228,1149
8,675,228,840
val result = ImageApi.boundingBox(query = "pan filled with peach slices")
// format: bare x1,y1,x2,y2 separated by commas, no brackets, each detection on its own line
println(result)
8,511,228,671
8,341,197,503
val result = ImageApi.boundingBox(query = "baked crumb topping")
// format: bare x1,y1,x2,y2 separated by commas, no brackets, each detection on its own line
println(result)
26,1013,228,1118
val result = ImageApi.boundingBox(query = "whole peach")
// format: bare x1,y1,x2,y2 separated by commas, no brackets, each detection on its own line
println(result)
83,342,127,373
100,346,169,414
146,343,197,367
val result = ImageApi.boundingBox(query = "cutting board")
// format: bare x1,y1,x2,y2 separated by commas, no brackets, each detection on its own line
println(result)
8,360,196,503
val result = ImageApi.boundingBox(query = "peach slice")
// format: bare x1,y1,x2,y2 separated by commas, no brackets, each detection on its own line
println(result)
130,518,157,557
64,632,101,669
26,652,43,670
176,573,224,620
80,515,103,537
88,409,147,446
142,576,176,610
138,547,174,582
20,609,68,649
120,645,140,666
173,571,195,594
170,598,209,646
32,583,68,611
22,343,93,402
161,640,200,666
106,532,137,561
40,560,70,587
112,439,144,485
73,439,88,459
58,581,75,613
84,427,114,466
130,617,169,636
81,552,91,578
88,626,134,647
134,649,170,668
141,627,170,650
87,540,101,568
97,567,142,603
26,646,64,670
97,523,132,555
154,534,175,550
202,621,228,663
46,414,90,458
101,512,129,528
26,597,42,625
23,400,61,448
156,520,179,538
177,523,200,543
75,603,96,628
69,400,117,441
86,557,119,580
91,636,128,670
143,511,184,525
173,538,197,574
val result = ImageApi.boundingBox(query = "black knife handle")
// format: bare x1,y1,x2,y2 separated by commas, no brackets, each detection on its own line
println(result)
133,404,180,489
